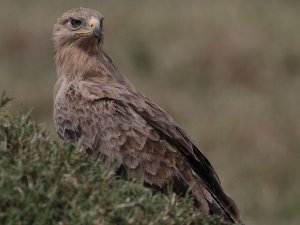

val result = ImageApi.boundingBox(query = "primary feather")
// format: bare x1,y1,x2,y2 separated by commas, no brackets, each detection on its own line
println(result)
53,7,242,223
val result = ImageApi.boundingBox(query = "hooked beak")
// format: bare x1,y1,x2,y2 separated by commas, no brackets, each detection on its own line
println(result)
75,17,102,44
89,17,101,44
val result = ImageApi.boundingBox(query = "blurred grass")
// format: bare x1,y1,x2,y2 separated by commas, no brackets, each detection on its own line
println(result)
0,1,299,224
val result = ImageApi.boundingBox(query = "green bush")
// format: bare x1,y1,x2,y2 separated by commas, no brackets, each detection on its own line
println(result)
0,95,230,225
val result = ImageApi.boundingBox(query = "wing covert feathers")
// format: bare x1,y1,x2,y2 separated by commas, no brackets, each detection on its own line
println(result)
54,79,241,223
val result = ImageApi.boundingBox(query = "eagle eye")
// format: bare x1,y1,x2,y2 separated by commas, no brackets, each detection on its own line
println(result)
71,19,82,28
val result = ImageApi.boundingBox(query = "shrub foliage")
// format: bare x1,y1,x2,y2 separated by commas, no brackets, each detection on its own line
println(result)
0,95,230,225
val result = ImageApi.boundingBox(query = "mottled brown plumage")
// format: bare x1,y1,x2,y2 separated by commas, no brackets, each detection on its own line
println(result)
53,7,242,223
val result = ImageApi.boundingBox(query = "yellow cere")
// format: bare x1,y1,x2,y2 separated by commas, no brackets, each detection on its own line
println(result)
89,17,99,29
74,17,99,35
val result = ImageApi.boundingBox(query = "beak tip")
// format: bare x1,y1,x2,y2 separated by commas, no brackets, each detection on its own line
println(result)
91,27,101,44
89,17,102,44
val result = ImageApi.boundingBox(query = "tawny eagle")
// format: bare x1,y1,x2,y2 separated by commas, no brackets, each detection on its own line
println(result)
53,7,242,223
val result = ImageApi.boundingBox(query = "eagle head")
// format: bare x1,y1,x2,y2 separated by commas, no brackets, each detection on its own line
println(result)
53,7,104,48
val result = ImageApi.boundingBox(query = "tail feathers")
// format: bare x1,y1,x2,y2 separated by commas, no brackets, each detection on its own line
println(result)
216,191,241,223
180,168,242,224
116,164,242,223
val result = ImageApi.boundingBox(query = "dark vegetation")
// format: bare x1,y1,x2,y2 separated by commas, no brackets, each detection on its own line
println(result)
0,95,233,225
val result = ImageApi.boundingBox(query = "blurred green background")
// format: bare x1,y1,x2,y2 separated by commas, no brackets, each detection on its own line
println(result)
0,1,299,224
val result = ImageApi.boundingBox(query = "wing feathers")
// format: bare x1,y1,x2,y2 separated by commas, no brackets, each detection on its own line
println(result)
54,80,241,223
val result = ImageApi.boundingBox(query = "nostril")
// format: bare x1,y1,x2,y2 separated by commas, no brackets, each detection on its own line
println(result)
91,24,94,28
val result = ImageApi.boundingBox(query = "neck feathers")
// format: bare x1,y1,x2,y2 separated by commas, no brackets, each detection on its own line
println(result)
54,40,134,88
54,40,101,80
